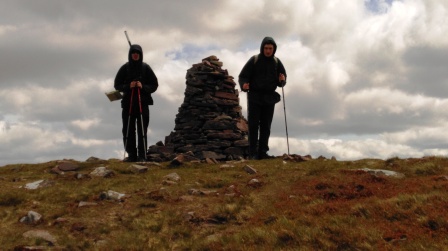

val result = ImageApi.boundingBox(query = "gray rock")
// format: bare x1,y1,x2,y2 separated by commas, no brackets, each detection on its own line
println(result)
78,201,98,207
162,180,178,186
25,180,54,190
56,161,79,171
85,156,105,163
164,172,181,182
248,179,260,185
23,230,57,245
90,166,114,177
129,164,148,173
19,211,42,224
360,168,405,178
243,165,257,174
188,189,218,196
100,190,126,201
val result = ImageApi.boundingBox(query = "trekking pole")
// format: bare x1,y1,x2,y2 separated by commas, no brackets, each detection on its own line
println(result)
124,87,135,159
137,88,147,160
124,30,132,46
246,90,250,159
280,81,290,155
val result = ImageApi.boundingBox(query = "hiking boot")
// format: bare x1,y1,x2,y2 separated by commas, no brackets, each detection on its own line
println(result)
258,153,275,160
137,157,147,162
249,154,259,160
124,156,137,162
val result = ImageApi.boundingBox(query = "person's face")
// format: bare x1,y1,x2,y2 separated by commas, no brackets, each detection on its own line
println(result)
263,44,274,57
131,52,140,61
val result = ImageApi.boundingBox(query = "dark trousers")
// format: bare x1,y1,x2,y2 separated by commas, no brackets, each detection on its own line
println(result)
122,105,149,158
248,100,275,156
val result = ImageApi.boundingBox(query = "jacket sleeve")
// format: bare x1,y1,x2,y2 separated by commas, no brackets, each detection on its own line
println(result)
238,56,255,90
142,64,158,94
277,59,287,87
114,64,131,92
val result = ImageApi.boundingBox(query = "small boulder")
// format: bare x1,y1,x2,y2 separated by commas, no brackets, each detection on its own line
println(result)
19,211,42,224
243,165,257,174
129,164,148,174
90,167,114,178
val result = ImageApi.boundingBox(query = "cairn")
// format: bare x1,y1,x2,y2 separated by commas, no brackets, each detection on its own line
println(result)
147,56,249,162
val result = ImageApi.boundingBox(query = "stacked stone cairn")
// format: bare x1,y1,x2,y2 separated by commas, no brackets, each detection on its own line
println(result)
147,55,249,162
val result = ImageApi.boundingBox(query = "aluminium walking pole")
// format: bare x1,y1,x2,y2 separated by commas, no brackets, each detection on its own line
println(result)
137,88,147,161
280,81,290,155
124,30,132,46
124,87,135,159
246,90,250,159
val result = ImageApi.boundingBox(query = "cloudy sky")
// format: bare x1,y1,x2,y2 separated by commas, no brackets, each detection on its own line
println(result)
1,0,447,166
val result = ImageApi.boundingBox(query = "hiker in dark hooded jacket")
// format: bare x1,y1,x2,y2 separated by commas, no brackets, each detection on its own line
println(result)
114,44,158,162
239,37,287,160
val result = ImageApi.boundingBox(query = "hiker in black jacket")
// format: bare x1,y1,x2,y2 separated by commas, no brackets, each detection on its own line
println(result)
239,37,287,160
114,44,158,162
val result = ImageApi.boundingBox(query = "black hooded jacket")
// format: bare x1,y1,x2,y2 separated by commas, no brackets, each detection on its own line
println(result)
238,37,287,96
114,44,158,108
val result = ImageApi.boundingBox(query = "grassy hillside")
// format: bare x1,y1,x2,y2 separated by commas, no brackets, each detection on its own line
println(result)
1,156,448,250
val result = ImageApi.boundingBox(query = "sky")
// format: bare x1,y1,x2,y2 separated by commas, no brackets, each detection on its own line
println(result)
1,0,448,166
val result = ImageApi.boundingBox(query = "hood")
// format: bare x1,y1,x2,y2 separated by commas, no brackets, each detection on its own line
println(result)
259,37,277,57
128,44,143,63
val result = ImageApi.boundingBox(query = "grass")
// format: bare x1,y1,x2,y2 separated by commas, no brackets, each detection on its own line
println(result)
1,156,448,250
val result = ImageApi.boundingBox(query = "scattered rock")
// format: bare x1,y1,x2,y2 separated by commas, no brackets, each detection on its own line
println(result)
13,245,49,250
53,217,68,225
85,156,105,163
359,168,405,178
188,189,218,196
248,178,262,188
78,201,98,207
169,154,185,167
179,195,194,202
90,166,114,178
50,166,64,175
94,239,109,247
22,230,57,245
19,211,42,225
100,190,126,201
25,180,54,190
162,180,178,186
129,164,148,173
164,173,181,182
56,161,79,171
282,154,313,162
74,173,90,180
243,165,257,174
206,158,219,164
220,164,235,169
317,155,327,160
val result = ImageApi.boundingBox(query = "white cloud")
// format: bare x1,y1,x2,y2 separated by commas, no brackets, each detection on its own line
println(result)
71,118,100,131
201,0,265,31
1,0,447,166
